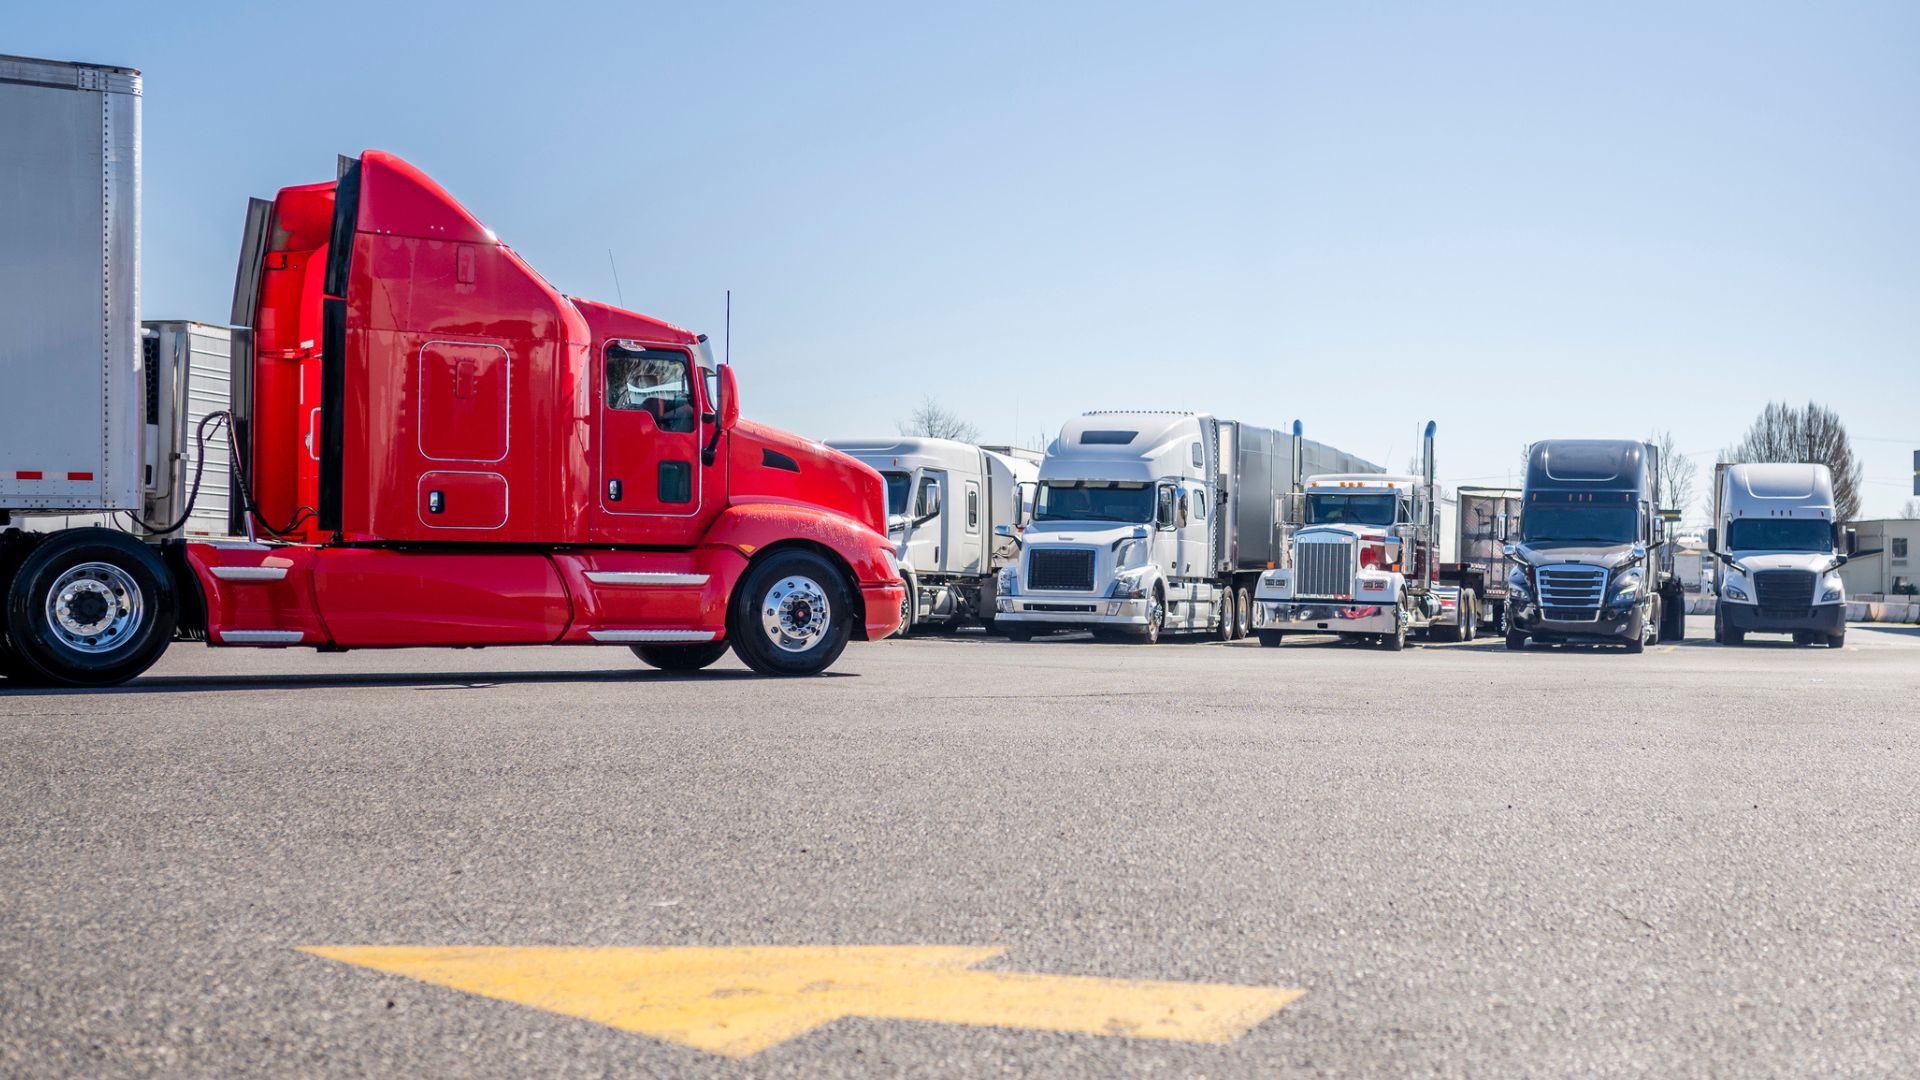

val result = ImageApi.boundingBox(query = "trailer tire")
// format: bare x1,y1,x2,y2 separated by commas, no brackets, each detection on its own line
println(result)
1461,591,1478,641
1235,587,1252,639
4,529,176,687
630,640,732,671
727,549,855,676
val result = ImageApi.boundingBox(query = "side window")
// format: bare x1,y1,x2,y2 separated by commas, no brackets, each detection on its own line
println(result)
1192,490,1207,522
965,481,979,531
606,345,694,433
1190,443,1204,468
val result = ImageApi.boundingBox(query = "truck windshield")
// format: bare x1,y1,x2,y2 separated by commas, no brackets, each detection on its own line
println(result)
882,472,911,516
1520,506,1636,545
1305,494,1397,526
1033,481,1153,523
1727,518,1831,553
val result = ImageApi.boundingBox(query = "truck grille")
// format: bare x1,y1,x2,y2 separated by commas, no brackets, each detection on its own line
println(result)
1028,548,1094,592
1754,569,1816,617
1537,564,1606,621
1296,540,1355,598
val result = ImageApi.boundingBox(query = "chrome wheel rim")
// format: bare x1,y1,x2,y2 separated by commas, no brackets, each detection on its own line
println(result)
762,575,832,653
45,561,143,655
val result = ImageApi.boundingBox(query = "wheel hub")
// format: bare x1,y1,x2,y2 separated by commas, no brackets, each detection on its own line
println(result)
762,575,831,653
46,561,143,654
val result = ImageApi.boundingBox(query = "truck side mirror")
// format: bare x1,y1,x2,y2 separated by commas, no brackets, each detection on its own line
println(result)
718,364,740,430
916,479,941,523
1843,525,1857,555
1706,527,1717,554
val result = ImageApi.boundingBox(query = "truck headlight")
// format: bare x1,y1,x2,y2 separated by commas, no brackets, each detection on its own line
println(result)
881,548,902,581
1507,567,1531,600
1724,582,1748,602
1609,569,1642,599
998,565,1018,595
1108,570,1150,599
1821,574,1843,603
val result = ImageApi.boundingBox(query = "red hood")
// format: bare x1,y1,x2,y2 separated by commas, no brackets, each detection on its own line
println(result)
730,420,888,535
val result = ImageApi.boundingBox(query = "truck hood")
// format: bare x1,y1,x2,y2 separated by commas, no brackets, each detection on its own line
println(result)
1507,542,1642,571
1726,551,1841,574
730,420,888,536
1021,521,1146,548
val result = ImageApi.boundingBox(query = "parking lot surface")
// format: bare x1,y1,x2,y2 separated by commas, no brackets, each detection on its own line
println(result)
4,617,1918,1077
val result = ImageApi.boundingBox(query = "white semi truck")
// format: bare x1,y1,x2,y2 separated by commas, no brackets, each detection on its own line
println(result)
994,412,1378,643
1251,422,1479,649
824,437,1039,634
1708,462,1852,647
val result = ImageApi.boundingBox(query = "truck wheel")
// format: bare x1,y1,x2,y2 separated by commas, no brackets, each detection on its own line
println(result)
1382,621,1406,651
1135,588,1165,644
727,550,854,676
1461,591,1478,641
1235,587,1252,639
1646,596,1662,647
1001,624,1034,642
3,529,176,687
1827,631,1846,648
1791,631,1814,646
1661,588,1687,642
630,640,731,671
1505,627,1527,650
1257,630,1283,648
1216,589,1236,643
896,572,917,638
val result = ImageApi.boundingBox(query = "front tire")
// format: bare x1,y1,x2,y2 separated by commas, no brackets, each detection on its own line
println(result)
1506,627,1527,650
727,550,855,676
1382,619,1406,651
631,640,731,671
1135,588,1165,644
3,529,176,687
1827,631,1846,648
1257,630,1283,648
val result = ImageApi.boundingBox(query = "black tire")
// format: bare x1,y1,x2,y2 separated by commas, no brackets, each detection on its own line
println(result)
1001,624,1035,642
630,640,731,671
1647,596,1662,647
1382,620,1406,651
1660,588,1687,642
1506,627,1527,650
1460,591,1478,642
1791,631,1814,646
4,529,176,687
1235,587,1253,639
1827,631,1846,649
895,572,917,638
1257,630,1283,648
1216,589,1236,643
727,549,855,676
1135,588,1165,644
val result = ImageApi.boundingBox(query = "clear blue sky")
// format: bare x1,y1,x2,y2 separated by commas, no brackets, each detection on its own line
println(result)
8,1,1917,518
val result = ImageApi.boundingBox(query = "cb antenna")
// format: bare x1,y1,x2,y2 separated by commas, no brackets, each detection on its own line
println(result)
725,289,732,366
607,249,625,306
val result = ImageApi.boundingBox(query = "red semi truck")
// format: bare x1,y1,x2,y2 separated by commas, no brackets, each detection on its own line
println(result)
1,65,903,687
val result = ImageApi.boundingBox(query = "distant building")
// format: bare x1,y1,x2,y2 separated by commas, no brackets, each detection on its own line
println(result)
1839,518,1920,597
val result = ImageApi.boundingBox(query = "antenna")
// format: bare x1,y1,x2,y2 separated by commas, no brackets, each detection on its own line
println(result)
607,250,625,306
725,289,732,366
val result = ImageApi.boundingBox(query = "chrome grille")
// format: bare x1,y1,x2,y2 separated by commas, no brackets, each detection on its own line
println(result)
1536,564,1606,622
1027,548,1094,592
1296,540,1356,598
1755,569,1816,617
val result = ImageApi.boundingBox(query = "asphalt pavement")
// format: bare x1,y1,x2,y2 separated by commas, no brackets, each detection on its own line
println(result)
3,616,1918,1077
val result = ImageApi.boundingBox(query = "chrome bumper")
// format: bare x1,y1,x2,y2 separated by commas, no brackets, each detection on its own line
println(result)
996,595,1150,625
1255,600,1399,634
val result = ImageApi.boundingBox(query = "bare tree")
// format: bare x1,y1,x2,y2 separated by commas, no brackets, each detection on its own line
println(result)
1723,401,1864,522
1651,430,1696,519
1900,498,1920,520
897,396,980,443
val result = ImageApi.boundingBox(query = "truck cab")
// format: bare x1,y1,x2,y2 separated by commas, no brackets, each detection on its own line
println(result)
824,437,1038,634
1708,462,1850,647
1502,439,1686,653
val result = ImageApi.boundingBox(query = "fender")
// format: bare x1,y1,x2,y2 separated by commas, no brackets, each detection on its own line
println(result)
703,500,897,585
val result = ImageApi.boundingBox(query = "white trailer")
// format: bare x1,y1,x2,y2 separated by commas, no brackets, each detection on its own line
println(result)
824,437,1038,633
994,412,1378,643
1708,462,1851,647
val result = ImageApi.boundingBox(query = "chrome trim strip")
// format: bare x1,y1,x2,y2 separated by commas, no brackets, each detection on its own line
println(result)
588,629,718,643
583,571,710,587
220,629,304,643
209,566,288,581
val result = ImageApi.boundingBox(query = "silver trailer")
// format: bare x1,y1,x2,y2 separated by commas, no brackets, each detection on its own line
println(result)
0,55,143,518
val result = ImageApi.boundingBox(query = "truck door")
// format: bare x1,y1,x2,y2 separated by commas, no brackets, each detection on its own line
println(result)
593,340,708,544
904,470,946,572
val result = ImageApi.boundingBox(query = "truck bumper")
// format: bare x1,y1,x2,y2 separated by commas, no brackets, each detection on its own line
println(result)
1720,601,1845,636
995,595,1151,627
1509,601,1643,644
864,580,907,640
1253,600,1399,635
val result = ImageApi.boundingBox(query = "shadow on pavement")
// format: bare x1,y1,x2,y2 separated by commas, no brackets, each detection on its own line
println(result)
0,667,851,696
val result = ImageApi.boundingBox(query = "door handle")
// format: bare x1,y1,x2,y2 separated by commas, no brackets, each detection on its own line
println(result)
607,479,623,502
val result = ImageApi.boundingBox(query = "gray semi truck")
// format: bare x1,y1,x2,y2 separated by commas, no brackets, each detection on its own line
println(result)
1502,439,1688,653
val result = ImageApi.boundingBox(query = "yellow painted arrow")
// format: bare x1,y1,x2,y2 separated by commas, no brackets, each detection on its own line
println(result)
300,945,1303,1058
